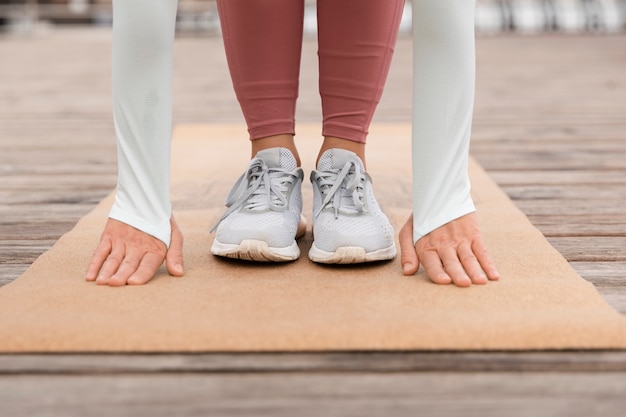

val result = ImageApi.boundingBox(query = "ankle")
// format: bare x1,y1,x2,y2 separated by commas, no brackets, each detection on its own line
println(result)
251,134,300,166
317,136,366,169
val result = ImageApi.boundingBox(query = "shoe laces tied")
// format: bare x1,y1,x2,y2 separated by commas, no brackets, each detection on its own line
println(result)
314,159,365,219
210,158,298,232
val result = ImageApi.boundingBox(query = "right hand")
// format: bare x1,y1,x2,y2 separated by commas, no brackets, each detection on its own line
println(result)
85,216,184,286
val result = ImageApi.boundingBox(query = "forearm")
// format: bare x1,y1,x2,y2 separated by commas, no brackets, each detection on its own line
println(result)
109,0,178,246
411,0,477,243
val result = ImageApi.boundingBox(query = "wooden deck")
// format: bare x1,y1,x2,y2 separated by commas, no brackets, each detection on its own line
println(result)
1,28,626,415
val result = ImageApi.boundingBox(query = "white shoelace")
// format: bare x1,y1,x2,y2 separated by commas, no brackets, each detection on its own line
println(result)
211,158,299,232
314,159,366,219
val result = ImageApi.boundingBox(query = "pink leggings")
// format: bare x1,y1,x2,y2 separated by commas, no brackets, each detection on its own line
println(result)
217,0,404,144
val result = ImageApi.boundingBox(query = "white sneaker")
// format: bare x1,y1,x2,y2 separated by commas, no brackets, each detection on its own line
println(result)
309,148,396,264
211,147,306,262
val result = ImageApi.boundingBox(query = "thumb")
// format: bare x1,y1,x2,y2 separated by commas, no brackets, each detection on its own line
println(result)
399,214,419,276
166,216,184,277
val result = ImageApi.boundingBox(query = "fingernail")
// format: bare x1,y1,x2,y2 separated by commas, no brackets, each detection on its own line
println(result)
168,263,184,277
402,263,411,274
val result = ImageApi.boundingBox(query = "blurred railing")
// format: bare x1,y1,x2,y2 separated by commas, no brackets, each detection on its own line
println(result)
475,0,626,33
1,0,625,34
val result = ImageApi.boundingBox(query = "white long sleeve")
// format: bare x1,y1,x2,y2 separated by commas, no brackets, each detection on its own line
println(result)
411,0,477,243
108,0,179,247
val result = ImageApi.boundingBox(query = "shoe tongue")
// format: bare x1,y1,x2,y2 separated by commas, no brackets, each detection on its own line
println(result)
317,149,364,173
254,147,297,170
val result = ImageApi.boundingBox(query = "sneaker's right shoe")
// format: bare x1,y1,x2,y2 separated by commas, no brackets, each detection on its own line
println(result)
210,147,306,262
309,148,396,264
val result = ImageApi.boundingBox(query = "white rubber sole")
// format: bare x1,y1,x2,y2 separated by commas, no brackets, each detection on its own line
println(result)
211,239,300,262
308,243,397,264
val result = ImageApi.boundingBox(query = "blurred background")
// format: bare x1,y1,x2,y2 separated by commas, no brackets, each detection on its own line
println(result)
1,0,625,36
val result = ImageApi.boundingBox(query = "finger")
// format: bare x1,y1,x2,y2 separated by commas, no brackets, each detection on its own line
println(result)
439,247,472,288
127,252,165,285
95,246,125,285
399,215,419,276
458,241,488,285
85,239,112,281
166,217,184,277
472,239,500,281
107,252,143,287
419,249,452,285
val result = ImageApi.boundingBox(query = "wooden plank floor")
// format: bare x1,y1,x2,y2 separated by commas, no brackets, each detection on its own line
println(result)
1,28,626,416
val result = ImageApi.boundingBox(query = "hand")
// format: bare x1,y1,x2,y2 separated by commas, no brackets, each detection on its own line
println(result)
399,213,499,287
85,217,184,286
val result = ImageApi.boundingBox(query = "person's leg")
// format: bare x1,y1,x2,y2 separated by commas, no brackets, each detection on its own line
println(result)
216,0,304,165
316,0,404,166
212,0,306,262
309,0,404,264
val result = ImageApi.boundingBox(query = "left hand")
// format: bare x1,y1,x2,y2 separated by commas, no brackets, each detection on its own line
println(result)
85,216,184,286
399,213,499,287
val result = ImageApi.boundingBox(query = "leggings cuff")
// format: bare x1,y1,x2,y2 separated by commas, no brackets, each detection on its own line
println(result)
322,125,368,144
248,122,296,141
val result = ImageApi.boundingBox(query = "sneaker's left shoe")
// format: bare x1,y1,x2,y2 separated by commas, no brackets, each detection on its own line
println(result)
309,148,396,264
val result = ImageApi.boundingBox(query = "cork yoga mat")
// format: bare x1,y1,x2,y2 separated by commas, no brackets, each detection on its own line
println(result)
1,123,625,352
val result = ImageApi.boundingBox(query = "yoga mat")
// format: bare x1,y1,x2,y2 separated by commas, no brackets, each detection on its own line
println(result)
1,123,625,352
